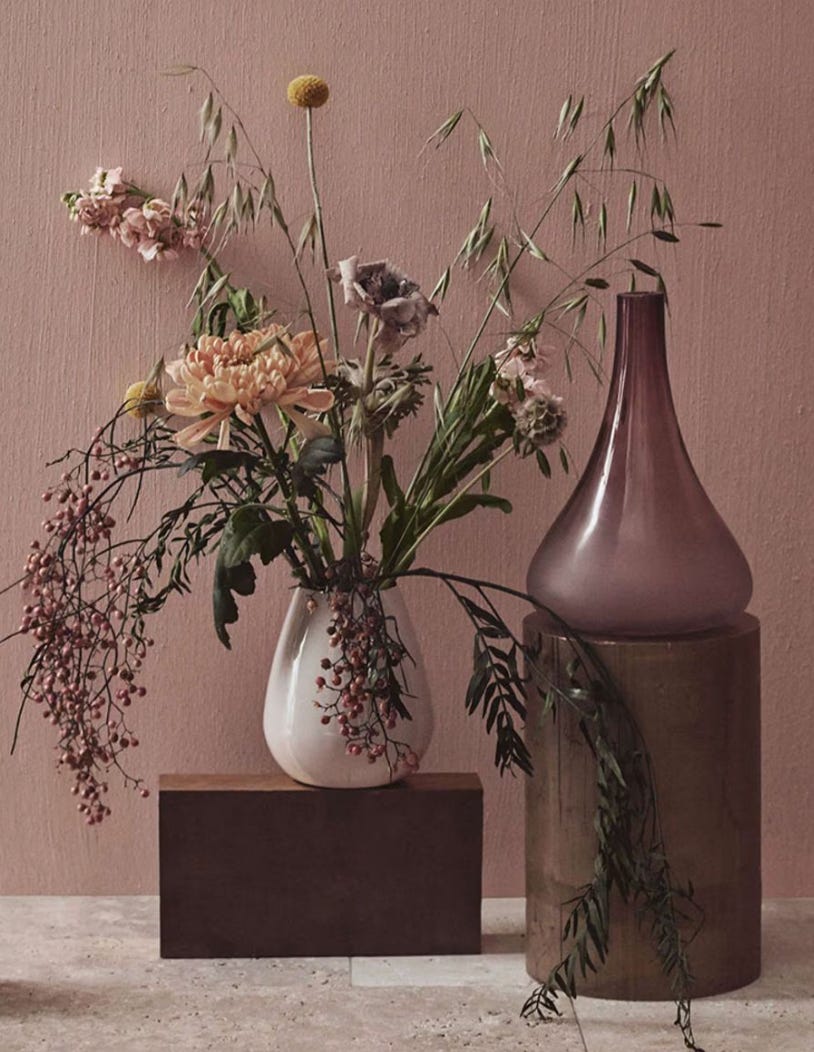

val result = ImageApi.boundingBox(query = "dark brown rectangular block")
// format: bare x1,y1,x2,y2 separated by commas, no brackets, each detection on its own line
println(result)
159,772,483,958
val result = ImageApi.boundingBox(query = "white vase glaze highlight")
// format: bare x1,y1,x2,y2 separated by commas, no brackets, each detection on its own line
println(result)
264,587,433,788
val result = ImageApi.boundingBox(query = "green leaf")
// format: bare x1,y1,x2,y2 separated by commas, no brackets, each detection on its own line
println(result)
584,277,609,289
434,492,512,528
380,454,404,509
227,287,259,329
536,451,552,478
652,229,679,243
218,505,293,570
206,301,230,337
213,506,293,647
179,449,259,484
213,560,255,648
292,436,343,486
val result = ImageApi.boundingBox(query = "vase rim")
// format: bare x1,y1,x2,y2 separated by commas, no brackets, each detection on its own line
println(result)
617,291,665,300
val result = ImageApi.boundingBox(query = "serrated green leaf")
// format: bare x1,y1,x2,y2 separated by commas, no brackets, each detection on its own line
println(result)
213,506,293,647
218,505,293,570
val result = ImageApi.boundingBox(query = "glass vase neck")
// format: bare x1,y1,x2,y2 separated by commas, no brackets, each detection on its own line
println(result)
526,291,752,636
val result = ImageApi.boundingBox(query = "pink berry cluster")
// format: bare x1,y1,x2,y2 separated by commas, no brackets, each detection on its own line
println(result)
20,432,154,824
63,167,203,263
312,561,419,774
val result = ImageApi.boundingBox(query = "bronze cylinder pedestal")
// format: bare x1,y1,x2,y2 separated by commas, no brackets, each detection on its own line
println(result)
524,612,761,999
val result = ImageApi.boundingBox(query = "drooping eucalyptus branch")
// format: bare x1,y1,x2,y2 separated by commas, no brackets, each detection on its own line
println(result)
392,566,705,1052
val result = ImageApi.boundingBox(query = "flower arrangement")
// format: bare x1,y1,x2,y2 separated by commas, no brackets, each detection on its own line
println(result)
6,54,718,1048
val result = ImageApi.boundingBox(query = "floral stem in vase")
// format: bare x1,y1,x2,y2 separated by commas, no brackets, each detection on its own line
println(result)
361,322,385,536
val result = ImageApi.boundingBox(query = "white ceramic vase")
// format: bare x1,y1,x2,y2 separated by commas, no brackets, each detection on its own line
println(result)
264,586,433,788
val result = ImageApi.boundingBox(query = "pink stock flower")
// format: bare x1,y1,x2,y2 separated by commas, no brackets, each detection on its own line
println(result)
492,335,567,454
164,325,335,450
492,336,554,406
64,171,203,261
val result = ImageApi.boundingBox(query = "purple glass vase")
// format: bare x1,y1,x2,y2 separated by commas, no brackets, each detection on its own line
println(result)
527,292,752,636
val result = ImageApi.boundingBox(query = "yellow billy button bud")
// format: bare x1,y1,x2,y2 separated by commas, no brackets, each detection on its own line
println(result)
124,380,161,420
287,75,330,109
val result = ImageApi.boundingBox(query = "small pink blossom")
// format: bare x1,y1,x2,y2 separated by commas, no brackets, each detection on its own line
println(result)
119,199,184,262
492,335,567,453
73,194,126,235
492,336,554,406
89,166,128,197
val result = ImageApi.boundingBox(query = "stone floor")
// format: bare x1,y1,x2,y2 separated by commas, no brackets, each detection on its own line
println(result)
0,897,810,1051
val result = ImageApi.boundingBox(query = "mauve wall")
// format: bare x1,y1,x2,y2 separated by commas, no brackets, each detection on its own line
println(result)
0,0,811,896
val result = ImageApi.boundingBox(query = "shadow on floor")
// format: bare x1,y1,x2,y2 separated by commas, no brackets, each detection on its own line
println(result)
0,981,95,1018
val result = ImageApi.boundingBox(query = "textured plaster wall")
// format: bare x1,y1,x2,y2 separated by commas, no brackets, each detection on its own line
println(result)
0,0,811,897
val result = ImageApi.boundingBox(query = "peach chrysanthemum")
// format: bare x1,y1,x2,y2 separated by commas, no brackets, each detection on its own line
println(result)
164,325,334,450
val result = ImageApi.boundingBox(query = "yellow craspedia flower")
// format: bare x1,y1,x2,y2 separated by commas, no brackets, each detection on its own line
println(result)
287,75,330,109
124,380,161,419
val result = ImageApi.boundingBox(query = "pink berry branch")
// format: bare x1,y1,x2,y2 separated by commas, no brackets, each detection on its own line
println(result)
311,556,420,775
11,409,270,824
